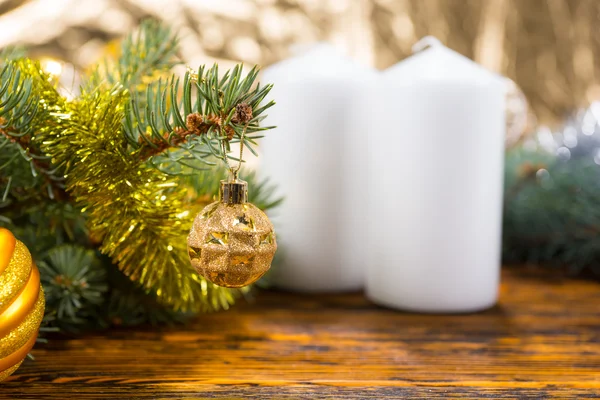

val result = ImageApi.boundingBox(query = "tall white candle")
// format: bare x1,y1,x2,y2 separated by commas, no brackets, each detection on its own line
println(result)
260,44,376,292
366,37,506,312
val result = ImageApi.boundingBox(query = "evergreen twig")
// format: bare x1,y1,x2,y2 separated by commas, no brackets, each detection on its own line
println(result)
0,19,281,326
123,64,275,172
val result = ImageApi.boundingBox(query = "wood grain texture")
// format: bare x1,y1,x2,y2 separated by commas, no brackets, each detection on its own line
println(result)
2,268,600,399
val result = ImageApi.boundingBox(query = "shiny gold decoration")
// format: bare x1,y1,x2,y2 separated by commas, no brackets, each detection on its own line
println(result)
188,180,277,288
0,229,15,275
4,24,272,314
0,228,45,382
39,75,242,313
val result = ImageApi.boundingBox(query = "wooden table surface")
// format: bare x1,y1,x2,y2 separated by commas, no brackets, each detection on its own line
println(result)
2,269,600,399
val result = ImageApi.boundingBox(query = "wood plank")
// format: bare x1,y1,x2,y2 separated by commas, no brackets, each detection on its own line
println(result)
2,269,600,398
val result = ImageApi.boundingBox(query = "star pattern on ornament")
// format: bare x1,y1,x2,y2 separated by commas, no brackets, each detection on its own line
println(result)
188,246,201,260
233,213,255,230
230,254,255,267
259,231,275,245
205,232,229,245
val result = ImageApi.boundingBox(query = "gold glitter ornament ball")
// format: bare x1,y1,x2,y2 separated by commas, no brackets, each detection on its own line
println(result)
0,228,45,382
187,180,277,288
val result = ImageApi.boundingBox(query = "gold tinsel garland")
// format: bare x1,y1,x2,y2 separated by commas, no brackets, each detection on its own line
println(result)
3,20,273,314
38,84,243,312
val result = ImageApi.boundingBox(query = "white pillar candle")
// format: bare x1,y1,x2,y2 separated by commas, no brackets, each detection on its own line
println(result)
260,44,376,292
366,37,506,312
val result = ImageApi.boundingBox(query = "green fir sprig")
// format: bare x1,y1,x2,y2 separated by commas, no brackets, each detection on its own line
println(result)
38,246,108,330
123,64,275,172
0,19,281,331
504,146,600,276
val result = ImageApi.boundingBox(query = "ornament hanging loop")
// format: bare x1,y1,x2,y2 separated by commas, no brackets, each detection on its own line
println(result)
220,122,249,204
231,123,248,181
222,122,249,183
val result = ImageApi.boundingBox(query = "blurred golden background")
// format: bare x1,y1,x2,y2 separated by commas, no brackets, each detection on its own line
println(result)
0,0,598,126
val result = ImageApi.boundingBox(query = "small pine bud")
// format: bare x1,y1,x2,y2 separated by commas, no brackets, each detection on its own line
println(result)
224,125,235,140
207,115,222,126
233,102,253,124
173,126,186,136
186,113,204,133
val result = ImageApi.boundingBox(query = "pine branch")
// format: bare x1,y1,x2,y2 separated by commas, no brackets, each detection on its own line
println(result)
114,19,180,88
503,145,600,276
1,201,88,256
0,46,26,61
38,245,108,331
0,122,66,201
123,64,275,172
89,19,180,92
4,20,280,318
0,60,67,203
37,21,277,312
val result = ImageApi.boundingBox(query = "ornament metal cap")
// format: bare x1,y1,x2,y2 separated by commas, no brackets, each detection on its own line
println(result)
220,179,248,204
